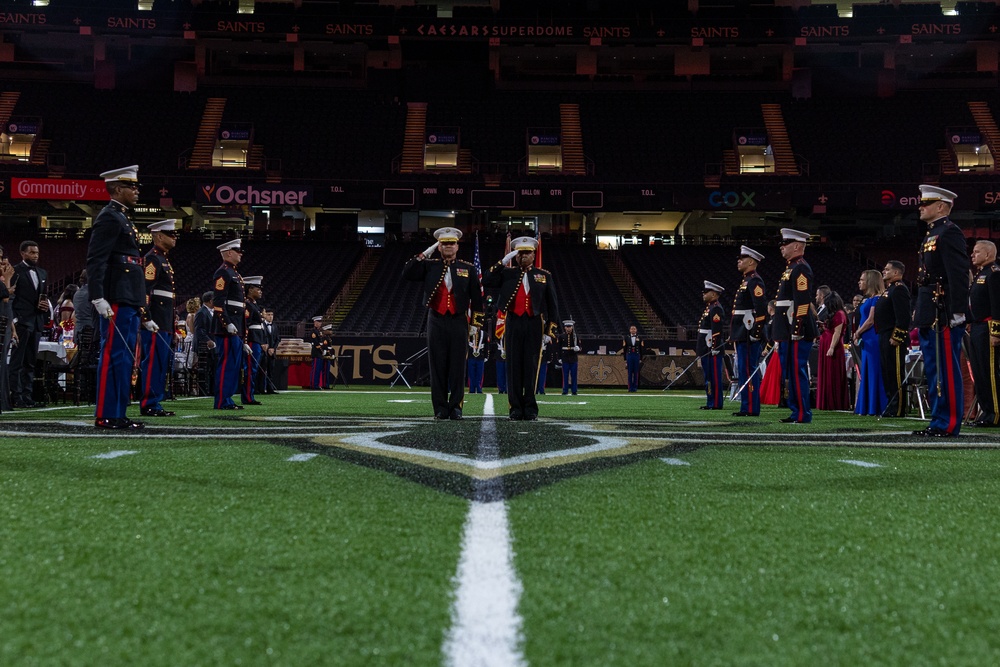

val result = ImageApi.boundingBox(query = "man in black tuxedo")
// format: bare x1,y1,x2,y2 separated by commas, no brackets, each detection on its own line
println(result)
259,307,281,394
9,240,49,408
194,291,217,396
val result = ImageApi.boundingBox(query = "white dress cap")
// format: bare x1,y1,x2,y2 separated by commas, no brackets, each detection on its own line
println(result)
100,165,139,183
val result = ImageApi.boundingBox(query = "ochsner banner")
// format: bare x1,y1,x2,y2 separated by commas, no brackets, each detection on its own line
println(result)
12,178,108,200
198,182,313,206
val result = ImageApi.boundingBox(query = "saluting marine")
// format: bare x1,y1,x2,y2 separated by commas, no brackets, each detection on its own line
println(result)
729,245,768,417
403,227,485,420
771,228,818,424
697,281,727,410
482,236,559,420
139,219,179,418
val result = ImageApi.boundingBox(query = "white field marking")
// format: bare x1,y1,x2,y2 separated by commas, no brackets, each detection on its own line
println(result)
91,450,139,459
181,414,199,419
536,401,587,405
55,421,94,427
660,457,691,466
443,394,526,667
287,453,319,462
839,459,883,468
387,399,417,403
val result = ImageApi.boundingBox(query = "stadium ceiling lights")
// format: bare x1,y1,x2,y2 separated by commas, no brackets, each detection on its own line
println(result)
32,0,50,6
238,0,255,14
138,1,154,9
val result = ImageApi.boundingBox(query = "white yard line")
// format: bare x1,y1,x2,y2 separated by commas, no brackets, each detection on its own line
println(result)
286,453,319,462
660,457,691,466
839,459,883,468
91,450,139,459
443,394,526,667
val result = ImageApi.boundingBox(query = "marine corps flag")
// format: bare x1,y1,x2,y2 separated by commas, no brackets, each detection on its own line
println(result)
495,312,506,340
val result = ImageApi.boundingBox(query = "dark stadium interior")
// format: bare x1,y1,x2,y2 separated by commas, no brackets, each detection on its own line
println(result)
0,0,998,345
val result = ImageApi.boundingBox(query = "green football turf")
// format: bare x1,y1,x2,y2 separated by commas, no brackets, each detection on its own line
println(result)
1,388,999,666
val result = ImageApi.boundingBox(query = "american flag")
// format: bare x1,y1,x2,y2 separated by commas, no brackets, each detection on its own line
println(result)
473,231,484,297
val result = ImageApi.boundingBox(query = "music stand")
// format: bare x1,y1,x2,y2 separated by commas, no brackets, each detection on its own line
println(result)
329,354,351,389
391,346,427,389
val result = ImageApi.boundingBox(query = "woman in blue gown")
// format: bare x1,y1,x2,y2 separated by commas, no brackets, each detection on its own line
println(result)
851,269,888,416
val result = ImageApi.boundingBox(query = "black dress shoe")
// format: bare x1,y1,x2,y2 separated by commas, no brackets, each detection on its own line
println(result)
450,409,463,420
95,418,144,430
914,427,955,437
779,417,797,423
698,406,714,410
732,411,750,417
508,412,523,421
141,408,176,417
969,420,997,428
434,411,448,419
524,413,538,421
218,404,244,410
242,400,263,406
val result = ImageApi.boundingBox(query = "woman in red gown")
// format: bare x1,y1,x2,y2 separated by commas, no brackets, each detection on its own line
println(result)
816,291,850,410
760,300,783,405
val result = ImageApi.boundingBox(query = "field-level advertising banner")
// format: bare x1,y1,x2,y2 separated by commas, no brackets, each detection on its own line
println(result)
11,178,108,200
277,336,703,387
197,182,313,206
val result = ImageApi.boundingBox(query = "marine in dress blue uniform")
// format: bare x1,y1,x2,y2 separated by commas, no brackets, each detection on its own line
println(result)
139,219,179,417
912,185,969,437
729,246,768,417
87,165,147,430
622,325,643,392
306,317,329,389
212,239,249,410
697,281,727,410
482,236,559,421
403,227,485,419
771,228,819,424
241,276,265,405
966,241,1000,427
559,319,580,395
874,261,911,418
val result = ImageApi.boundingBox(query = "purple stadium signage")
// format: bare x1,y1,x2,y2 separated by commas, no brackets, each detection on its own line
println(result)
198,183,313,206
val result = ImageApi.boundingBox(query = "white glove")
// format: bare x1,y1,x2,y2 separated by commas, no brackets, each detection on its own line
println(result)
143,320,159,333
743,313,754,330
91,298,113,319
791,334,804,341
243,343,252,355
226,323,238,335
422,242,439,258
573,346,580,352
502,250,518,265
543,335,552,344
711,348,720,356
949,313,966,328
469,325,480,337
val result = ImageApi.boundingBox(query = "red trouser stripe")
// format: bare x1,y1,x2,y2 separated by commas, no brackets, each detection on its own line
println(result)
943,327,959,433
95,306,118,416
216,338,229,407
143,335,157,407
792,340,805,422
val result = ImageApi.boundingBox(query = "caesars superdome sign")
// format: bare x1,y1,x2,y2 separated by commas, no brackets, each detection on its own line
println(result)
197,182,313,206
